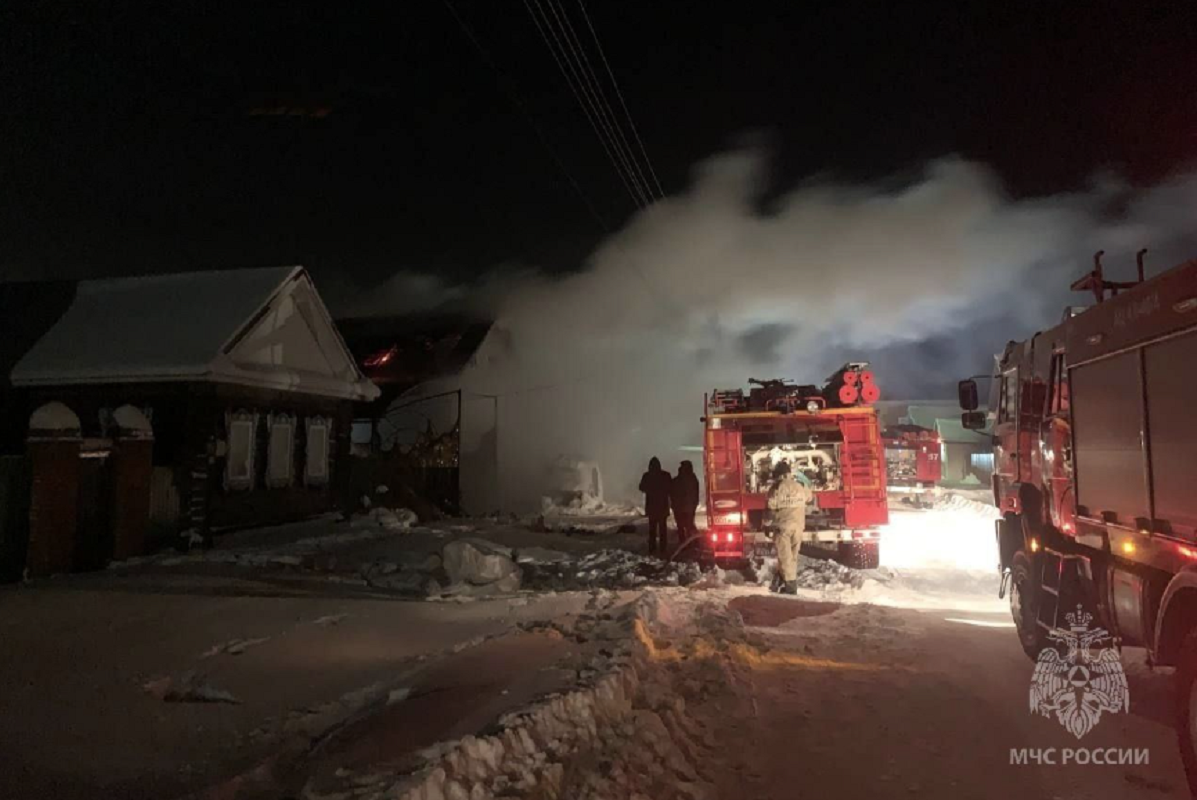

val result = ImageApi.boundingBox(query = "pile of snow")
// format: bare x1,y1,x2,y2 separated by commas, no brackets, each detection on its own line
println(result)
854,568,1003,612
746,553,866,593
535,514,635,534
515,546,573,565
520,549,703,591
932,490,1000,518
143,671,240,705
442,538,522,594
881,500,999,572
356,506,419,531
540,495,643,518
324,599,717,800
111,522,430,573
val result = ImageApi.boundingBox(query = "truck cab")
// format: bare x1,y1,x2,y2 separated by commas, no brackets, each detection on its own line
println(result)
960,253,1197,790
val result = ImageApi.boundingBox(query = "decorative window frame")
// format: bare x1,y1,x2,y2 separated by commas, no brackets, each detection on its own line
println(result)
224,410,258,491
266,412,296,488
304,415,332,486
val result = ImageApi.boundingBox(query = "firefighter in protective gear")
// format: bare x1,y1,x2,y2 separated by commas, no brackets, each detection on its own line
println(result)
767,461,810,595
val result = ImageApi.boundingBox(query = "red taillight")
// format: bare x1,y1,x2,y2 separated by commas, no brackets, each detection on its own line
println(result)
852,530,865,539
710,532,718,543
725,531,734,542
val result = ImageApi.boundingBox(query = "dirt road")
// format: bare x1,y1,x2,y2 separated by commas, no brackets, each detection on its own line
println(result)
0,582,595,800
655,592,1188,800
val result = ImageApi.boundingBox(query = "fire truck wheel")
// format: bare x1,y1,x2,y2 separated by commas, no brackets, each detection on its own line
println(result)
1176,628,1197,795
837,541,879,570
1010,550,1047,660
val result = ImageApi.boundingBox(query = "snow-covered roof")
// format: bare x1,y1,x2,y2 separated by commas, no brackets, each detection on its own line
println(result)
11,267,379,402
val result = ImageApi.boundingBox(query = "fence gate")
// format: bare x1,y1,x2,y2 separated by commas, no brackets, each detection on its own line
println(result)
75,446,114,571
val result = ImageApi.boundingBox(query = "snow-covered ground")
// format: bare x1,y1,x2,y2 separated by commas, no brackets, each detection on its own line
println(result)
844,490,1005,613
17,487,1188,799
882,490,1000,571
298,584,1187,800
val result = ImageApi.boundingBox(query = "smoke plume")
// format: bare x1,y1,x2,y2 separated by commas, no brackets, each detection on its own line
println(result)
376,146,1197,510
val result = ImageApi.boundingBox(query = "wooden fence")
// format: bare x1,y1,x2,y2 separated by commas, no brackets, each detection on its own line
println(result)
0,456,31,582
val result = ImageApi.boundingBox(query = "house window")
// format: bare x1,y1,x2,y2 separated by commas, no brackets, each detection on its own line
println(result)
225,411,257,491
305,416,331,486
266,413,295,488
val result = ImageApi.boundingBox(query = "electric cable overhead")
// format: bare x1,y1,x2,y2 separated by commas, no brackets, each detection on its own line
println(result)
440,0,612,229
575,0,664,198
522,0,649,209
543,0,657,204
439,0,679,312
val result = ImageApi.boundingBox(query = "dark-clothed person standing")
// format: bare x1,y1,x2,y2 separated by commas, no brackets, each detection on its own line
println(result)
671,460,700,543
639,457,672,555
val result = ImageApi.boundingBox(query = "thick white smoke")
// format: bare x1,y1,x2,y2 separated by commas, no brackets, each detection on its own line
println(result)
372,146,1197,510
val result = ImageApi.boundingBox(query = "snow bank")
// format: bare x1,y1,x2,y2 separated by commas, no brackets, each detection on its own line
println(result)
852,569,1003,613
351,597,717,800
881,500,998,572
442,538,522,594
109,520,431,573
358,506,419,531
540,495,643,518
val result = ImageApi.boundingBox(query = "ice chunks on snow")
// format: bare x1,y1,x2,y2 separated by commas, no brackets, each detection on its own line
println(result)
442,539,522,592
521,549,703,591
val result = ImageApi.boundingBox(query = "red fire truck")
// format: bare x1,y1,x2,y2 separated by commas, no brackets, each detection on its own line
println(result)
882,425,942,507
702,366,888,570
958,252,1197,789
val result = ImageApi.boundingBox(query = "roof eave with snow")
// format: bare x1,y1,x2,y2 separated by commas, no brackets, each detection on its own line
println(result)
10,266,380,403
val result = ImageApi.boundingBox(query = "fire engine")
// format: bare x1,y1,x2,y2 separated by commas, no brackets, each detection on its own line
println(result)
702,365,888,570
881,424,942,507
958,251,1197,789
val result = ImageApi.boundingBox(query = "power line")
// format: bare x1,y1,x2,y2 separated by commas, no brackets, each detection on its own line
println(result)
523,0,649,209
576,0,664,198
541,0,656,204
439,0,675,308
439,0,615,230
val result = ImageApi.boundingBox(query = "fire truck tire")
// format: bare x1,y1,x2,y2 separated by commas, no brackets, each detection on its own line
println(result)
1010,550,1047,661
837,541,879,570
1175,627,1197,795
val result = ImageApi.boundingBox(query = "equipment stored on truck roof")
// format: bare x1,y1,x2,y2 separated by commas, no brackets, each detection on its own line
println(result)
958,250,1197,791
703,365,888,570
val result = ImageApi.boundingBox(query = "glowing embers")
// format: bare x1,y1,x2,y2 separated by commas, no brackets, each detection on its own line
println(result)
364,345,398,368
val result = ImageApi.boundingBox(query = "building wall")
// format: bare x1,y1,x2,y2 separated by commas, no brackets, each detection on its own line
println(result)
205,383,353,530
382,328,512,514
27,382,354,535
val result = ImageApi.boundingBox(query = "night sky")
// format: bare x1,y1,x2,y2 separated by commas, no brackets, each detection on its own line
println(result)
3,1,1195,306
